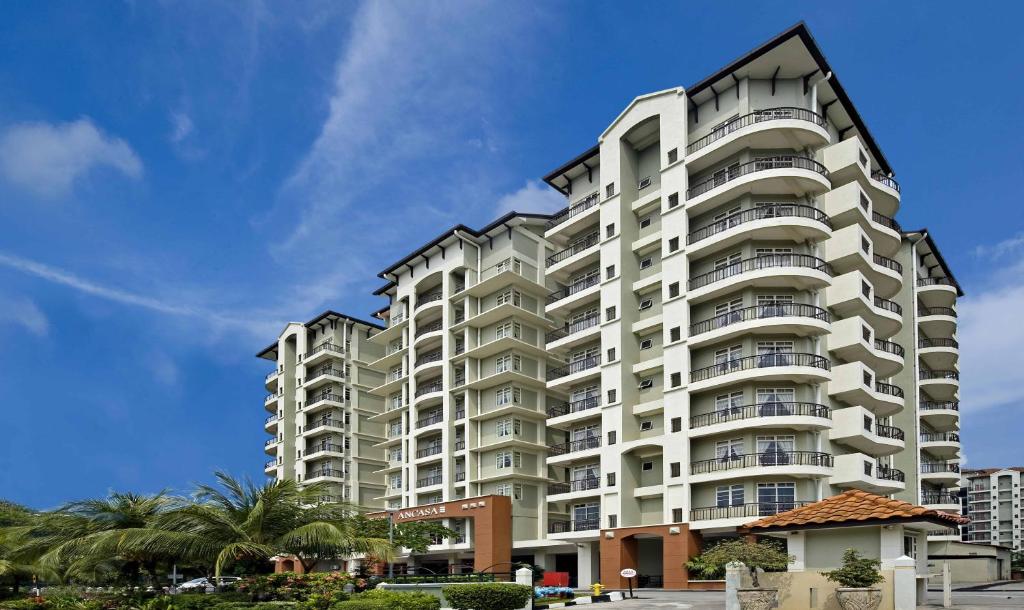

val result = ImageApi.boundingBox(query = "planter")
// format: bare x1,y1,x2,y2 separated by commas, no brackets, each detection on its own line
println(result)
835,587,882,610
737,588,779,610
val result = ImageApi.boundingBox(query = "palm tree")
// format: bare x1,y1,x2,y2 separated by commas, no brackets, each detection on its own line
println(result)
116,472,392,577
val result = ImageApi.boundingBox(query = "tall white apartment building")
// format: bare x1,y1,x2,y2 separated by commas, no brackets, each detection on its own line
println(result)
962,468,1024,550
258,23,964,588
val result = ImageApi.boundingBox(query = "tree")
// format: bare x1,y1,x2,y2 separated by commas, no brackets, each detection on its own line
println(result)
686,538,792,588
349,515,456,554
0,501,40,592
822,548,884,588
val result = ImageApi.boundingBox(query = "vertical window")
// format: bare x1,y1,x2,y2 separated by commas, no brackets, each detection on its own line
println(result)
716,484,744,507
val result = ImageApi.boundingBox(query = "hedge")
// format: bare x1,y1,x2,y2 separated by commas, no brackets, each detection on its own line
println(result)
441,584,532,610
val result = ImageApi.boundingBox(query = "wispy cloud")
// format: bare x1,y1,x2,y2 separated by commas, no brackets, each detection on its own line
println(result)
973,232,1024,260
170,112,194,144
0,295,49,336
494,180,566,217
959,277,1024,413
0,117,142,199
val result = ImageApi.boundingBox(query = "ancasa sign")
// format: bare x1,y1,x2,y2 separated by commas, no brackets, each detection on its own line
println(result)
397,506,446,519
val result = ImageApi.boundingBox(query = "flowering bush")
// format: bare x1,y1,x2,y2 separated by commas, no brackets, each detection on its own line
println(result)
238,573,354,602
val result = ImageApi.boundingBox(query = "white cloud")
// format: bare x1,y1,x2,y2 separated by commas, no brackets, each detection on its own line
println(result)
973,232,1024,261
958,279,1024,412
494,180,565,217
170,112,194,144
0,117,142,199
0,295,49,336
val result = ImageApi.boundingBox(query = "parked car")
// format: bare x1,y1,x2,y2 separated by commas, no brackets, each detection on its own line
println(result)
178,576,241,592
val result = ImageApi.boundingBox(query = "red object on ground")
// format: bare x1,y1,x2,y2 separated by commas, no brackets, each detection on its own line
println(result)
542,572,570,587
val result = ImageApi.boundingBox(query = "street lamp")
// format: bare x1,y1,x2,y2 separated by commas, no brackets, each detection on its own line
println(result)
385,507,398,579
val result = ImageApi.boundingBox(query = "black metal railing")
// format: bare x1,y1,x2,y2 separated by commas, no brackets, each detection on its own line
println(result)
921,462,960,474
414,379,444,397
920,369,959,381
415,445,442,458
690,402,830,428
873,253,903,275
416,291,443,309
873,297,902,315
871,171,900,193
685,107,826,155
922,493,962,505
690,353,829,383
548,436,601,456
690,501,813,521
306,419,344,431
874,381,904,398
308,366,345,380
307,392,344,405
549,478,600,494
874,339,905,358
917,277,959,290
691,451,833,474
416,413,443,427
546,313,601,343
875,423,905,441
415,319,443,337
546,193,600,230
455,472,466,481
876,466,905,482
454,408,465,419
548,518,599,533
310,469,344,479
547,232,600,266
687,156,829,200
265,414,279,425
547,356,601,381
454,440,466,451
547,274,600,304
689,303,830,336
920,401,959,412
687,204,831,245
919,306,957,318
872,211,901,232
547,395,601,418
416,475,443,487
307,342,344,358
414,350,443,367
308,443,345,454
921,432,960,443
688,254,833,291
919,337,959,349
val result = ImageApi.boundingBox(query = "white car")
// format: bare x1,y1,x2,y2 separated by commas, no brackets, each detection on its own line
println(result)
178,576,241,592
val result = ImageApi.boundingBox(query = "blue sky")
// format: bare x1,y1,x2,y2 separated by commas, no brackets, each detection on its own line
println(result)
1,2,1022,508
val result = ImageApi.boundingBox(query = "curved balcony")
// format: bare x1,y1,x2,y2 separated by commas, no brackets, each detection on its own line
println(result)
689,402,831,438
870,254,903,296
413,319,444,349
921,492,962,511
264,413,279,430
828,362,903,416
686,156,830,215
546,274,600,314
867,211,902,255
685,204,832,259
919,337,959,370
872,338,905,377
546,313,601,350
305,365,346,390
690,451,833,483
413,349,443,374
304,418,345,436
548,477,601,497
264,459,278,472
265,369,279,391
920,462,961,485
917,277,959,308
415,412,444,429
305,342,344,367
920,432,961,458
264,437,279,454
305,390,345,414
687,254,833,304
547,355,601,389
688,353,830,394
548,436,601,462
919,369,959,401
545,192,600,236
919,401,960,430
918,306,957,339
831,454,906,494
307,469,345,482
413,378,445,406
546,232,600,276
689,302,830,348
690,501,815,525
415,444,443,459
869,171,900,213
686,108,829,171
546,395,601,427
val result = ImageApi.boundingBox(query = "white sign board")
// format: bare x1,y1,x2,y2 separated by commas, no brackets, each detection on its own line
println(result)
620,568,637,579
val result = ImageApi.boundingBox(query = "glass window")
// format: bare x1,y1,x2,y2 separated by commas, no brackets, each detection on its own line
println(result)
716,484,744,507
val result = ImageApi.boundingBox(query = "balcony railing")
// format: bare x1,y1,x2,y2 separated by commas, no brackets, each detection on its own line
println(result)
872,253,903,275
691,451,833,475
547,356,601,381
874,381,904,399
547,232,600,266
920,401,959,412
687,156,830,200
873,297,902,315
265,438,278,447
548,436,601,456
920,369,960,381
917,277,959,290
265,393,278,403
921,432,960,443
688,254,833,291
686,107,826,155
416,413,443,428
265,370,279,382
690,402,831,428
265,414,279,425
547,395,601,418
922,493,962,505
414,379,444,397
919,337,959,349
454,472,465,482
455,408,465,419
871,171,900,193
872,211,901,232
415,445,442,458
548,518,599,533
875,423,905,441
546,192,600,230
546,313,601,343
454,440,466,451
307,342,344,358
416,291,443,309
690,353,829,383
416,475,443,487
873,339,905,358
265,460,278,469
549,478,600,494
308,443,345,454
687,204,831,245
308,366,345,380
307,392,344,405
689,303,830,337
919,306,957,318
547,274,600,304
921,462,961,474
690,501,814,522
415,319,444,338
309,469,344,479
414,350,443,367
876,466,905,482
306,419,343,431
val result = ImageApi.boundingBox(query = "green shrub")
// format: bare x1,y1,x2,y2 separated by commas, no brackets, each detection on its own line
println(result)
441,584,531,610
351,590,438,610
822,549,885,588
329,602,387,610
173,594,250,610
240,574,352,602
0,599,47,610
210,602,298,610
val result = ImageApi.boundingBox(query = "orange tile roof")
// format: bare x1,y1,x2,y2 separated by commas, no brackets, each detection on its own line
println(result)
742,490,969,531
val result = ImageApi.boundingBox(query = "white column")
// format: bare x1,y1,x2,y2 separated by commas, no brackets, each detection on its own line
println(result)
879,525,904,569
787,532,806,572
578,542,600,588
892,556,917,610
725,562,743,610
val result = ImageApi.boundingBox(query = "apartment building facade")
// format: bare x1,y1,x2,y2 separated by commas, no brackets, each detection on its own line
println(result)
258,23,963,588
962,468,1024,551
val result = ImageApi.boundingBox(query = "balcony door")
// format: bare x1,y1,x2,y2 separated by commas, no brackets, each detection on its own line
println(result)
714,391,744,420
715,438,744,463
572,502,599,529
757,340,794,366
716,484,744,508
756,435,795,465
757,482,796,515
756,387,795,416
756,294,794,318
714,345,743,373
714,298,744,328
